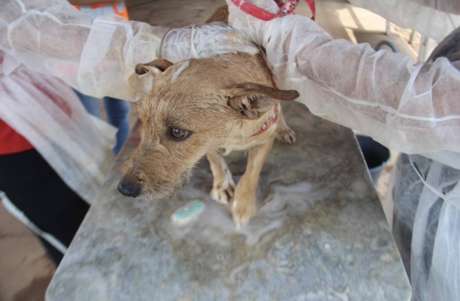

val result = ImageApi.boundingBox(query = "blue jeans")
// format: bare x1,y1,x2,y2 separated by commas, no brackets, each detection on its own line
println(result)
74,90,130,154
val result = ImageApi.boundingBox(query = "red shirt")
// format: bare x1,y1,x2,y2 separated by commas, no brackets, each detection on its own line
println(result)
0,119,33,155
0,48,33,154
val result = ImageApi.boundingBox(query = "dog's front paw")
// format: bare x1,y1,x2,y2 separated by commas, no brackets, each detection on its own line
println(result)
276,127,296,144
211,168,235,205
210,177,235,205
232,197,257,228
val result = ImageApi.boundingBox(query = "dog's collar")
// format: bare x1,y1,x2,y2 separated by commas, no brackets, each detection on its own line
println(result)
250,105,279,137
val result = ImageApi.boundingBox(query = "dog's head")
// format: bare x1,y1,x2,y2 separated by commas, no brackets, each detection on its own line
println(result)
118,53,298,199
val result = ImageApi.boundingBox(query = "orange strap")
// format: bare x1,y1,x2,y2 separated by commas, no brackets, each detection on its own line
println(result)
73,1,129,20
231,0,316,21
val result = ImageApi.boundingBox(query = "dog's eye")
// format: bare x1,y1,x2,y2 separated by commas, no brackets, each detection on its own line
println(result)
168,127,192,141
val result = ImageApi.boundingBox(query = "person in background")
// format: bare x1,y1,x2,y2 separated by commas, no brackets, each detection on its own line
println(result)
70,0,131,154
0,54,91,264
0,122,89,264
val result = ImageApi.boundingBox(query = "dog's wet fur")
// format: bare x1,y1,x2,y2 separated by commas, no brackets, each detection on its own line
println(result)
118,7,299,226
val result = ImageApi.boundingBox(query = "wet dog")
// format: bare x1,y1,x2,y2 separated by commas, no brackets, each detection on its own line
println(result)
118,7,299,226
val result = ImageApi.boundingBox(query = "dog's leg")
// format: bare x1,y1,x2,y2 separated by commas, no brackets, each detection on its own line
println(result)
207,151,235,205
276,108,296,144
232,140,273,227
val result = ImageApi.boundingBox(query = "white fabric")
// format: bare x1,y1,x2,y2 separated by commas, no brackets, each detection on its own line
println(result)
3,2,460,165
0,0,165,100
0,0,259,101
392,155,460,301
227,0,460,159
0,51,115,204
349,0,460,42
160,22,259,63
225,2,460,301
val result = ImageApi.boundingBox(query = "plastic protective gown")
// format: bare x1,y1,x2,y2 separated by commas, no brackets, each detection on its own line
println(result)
2,0,460,299
225,1,460,300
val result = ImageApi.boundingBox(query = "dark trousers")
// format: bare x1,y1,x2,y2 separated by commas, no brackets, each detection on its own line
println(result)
73,89,130,155
0,149,89,264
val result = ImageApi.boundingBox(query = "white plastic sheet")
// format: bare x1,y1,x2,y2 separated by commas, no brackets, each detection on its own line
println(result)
0,51,115,203
392,154,460,301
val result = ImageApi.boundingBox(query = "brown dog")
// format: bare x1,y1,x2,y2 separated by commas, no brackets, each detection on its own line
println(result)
118,9,299,227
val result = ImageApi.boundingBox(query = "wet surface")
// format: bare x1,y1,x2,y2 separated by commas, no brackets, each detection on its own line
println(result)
47,103,410,301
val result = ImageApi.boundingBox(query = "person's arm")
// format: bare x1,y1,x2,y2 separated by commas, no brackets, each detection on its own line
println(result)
0,0,256,101
0,0,166,101
226,0,460,155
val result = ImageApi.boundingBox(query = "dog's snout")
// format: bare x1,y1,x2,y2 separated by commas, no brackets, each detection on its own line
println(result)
117,176,142,197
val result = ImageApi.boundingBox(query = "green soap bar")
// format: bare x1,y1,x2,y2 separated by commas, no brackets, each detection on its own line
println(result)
171,200,205,226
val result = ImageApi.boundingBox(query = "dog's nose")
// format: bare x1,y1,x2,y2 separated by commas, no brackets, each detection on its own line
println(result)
117,177,142,197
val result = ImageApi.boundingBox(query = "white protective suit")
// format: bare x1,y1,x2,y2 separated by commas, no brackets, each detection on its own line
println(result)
224,1,460,301
2,0,460,299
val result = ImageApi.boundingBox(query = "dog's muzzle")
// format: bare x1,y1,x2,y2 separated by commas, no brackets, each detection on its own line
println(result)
117,175,142,197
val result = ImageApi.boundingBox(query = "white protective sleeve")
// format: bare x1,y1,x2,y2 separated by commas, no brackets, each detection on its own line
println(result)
0,0,165,101
226,0,460,160
4,0,460,156
349,0,460,42
0,0,259,101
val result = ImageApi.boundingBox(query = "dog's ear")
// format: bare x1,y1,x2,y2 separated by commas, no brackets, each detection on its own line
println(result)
135,58,173,76
130,59,173,99
225,83,299,119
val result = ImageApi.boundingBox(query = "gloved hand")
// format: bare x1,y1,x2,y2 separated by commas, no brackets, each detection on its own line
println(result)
226,0,460,159
160,22,259,63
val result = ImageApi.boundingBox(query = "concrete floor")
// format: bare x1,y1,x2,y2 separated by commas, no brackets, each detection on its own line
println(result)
0,0,418,299
0,200,55,301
